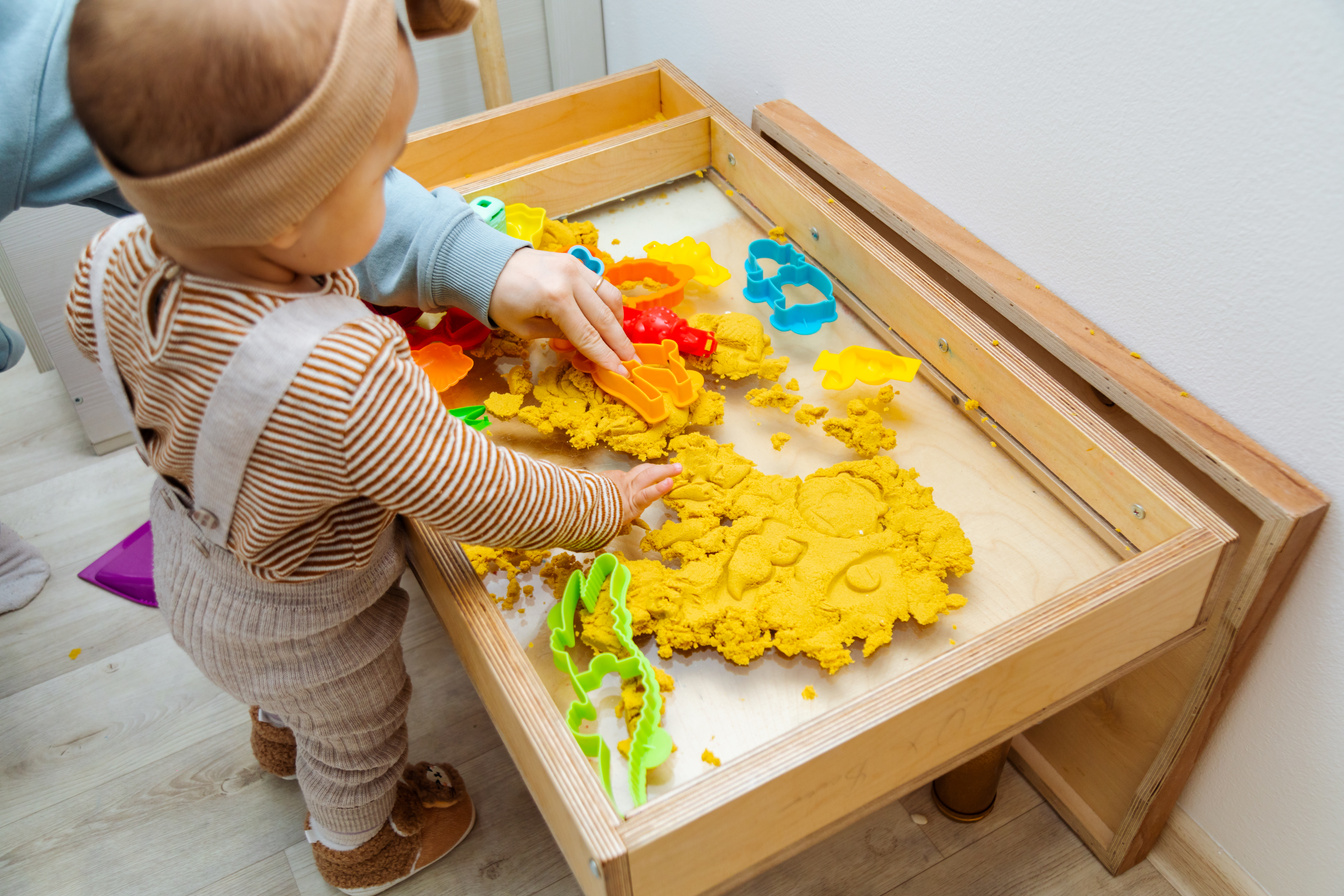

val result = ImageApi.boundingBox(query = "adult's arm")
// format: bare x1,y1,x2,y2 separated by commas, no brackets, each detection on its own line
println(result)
2,0,631,370
356,169,527,321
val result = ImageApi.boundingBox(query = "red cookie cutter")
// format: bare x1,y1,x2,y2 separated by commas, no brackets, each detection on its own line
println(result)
622,306,717,357
604,258,695,311
364,302,491,351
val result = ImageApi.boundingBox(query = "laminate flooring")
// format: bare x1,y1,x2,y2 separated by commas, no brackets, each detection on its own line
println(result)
0,299,1180,896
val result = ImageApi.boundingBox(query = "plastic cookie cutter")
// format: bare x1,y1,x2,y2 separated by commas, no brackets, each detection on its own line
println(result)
763,263,838,335
504,202,546,248
742,237,808,303
813,345,922,390
622,305,717,357
571,339,705,424
405,307,492,351
603,258,696,311
567,244,605,278
469,196,507,233
643,237,731,287
410,342,473,392
362,300,422,329
547,553,674,809
742,238,838,335
447,405,490,431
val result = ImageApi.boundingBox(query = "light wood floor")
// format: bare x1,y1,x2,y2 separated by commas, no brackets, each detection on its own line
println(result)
0,299,1182,896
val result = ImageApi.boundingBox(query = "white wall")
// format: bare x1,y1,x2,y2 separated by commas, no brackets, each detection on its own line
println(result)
603,1,1344,893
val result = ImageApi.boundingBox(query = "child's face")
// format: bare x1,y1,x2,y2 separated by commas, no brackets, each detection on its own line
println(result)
266,36,419,275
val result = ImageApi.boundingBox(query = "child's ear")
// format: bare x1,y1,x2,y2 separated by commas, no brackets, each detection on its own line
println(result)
268,223,303,250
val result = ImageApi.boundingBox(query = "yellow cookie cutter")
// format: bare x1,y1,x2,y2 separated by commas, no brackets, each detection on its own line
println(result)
813,345,922,390
643,237,731,287
504,202,546,248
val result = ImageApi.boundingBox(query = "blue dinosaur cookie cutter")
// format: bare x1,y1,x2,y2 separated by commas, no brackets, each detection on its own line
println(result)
547,553,673,810
567,244,605,278
741,237,838,336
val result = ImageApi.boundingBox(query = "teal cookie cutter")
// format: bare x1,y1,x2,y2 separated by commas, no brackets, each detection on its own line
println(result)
567,244,605,277
546,553,673,809
448,405,490,431
469,196,507,233
742,237,838,336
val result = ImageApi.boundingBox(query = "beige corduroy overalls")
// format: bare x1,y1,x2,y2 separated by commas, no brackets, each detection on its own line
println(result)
90,215,415,835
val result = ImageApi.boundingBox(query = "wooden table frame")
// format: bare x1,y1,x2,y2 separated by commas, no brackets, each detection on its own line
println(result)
397,61,1265,896
749,99,1329,874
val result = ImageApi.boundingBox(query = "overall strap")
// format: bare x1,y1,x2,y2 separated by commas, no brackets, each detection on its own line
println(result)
88,213,150,456
190,293,371,547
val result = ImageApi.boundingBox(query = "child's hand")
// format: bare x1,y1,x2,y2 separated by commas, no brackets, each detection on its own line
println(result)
599,463,682,529
490,249,635,376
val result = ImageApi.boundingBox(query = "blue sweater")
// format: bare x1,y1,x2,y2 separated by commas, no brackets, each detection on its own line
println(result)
0,0,526,322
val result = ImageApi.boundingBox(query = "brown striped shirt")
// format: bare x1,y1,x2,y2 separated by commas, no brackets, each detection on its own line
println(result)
66,221,622,581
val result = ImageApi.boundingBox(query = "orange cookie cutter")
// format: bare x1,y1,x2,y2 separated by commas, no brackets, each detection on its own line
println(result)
411,342,474,392
571,339,704,423
603,258,695,311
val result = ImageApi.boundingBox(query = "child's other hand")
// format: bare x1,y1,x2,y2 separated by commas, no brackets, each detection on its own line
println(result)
489,249,635,376
599,463,682,528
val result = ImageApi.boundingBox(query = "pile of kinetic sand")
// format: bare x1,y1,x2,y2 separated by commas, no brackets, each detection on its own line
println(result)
538,217,613,263
746,384,801,412
506,362,726,461
684,313,789,381
461,546,583,611
581,433,972,673
486,314,788,460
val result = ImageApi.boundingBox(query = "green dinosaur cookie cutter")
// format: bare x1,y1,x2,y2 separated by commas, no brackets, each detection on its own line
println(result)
448,405,490,431
546,553,673,809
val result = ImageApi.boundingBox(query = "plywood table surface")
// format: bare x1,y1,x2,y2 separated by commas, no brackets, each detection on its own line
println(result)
434,175,1121,816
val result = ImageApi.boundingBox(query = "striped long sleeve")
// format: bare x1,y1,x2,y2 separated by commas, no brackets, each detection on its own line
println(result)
66,222,623,581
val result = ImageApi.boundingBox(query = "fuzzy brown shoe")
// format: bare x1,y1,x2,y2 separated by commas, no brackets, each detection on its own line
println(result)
310,762,476,896
248,706,296,780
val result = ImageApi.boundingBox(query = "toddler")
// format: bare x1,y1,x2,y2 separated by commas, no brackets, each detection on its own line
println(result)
62,0,676,892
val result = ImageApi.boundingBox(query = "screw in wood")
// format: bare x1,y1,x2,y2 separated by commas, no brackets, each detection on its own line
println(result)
1131,504,1146,519
589,859,601,878
810,227,819,240
938,339,950,353
727,153,737,166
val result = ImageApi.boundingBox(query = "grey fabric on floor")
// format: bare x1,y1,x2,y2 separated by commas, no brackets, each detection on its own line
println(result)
0,522,49,613
0,321,25,372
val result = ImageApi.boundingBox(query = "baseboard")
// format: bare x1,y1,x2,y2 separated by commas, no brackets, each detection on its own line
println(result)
1149,806,1269,896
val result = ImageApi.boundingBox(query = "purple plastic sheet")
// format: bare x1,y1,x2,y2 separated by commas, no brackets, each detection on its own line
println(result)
79,521,156,607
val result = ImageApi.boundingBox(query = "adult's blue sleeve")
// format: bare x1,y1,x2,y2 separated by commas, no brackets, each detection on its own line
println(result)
356,168,528,323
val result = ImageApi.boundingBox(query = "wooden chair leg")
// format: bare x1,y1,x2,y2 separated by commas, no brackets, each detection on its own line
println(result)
472,0,512,108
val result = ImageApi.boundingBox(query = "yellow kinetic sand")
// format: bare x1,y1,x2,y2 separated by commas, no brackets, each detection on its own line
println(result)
746,384,802,412
794,404,829,426
483,391,524,419
516,362,724,461
685,312,789,381
583,434,972,674
824,398,898,458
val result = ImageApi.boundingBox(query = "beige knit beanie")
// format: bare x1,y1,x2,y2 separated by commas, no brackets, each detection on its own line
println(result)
405,0,479,39
102,0,399,249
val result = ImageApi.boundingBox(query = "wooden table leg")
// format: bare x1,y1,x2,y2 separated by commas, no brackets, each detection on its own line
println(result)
931,740,1013,822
